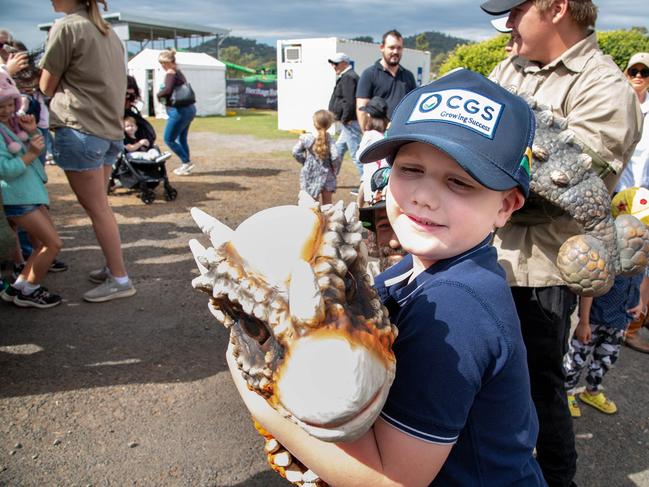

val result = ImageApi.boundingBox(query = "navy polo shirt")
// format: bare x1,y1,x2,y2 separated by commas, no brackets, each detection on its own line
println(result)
374,238,545,486
356,60,417,118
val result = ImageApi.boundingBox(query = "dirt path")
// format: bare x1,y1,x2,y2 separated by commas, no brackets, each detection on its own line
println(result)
1,130,648,486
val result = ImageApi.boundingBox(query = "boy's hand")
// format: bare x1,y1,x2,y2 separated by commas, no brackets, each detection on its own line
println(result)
574,320,592,345
27,134,45,156
17,114,37,134
628,299,644,321
139,139,150,148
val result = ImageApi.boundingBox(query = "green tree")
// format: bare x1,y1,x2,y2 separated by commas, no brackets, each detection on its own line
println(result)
351,36,374,43
415,33,430,52
439,35,509,76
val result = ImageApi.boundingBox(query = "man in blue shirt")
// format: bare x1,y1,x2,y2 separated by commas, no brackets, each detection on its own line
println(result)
356,30,416,127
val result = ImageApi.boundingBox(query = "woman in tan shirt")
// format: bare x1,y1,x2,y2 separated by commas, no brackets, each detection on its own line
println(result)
40,0,136,303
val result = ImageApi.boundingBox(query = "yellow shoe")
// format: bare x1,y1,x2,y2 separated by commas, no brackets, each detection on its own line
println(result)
578,391,617,414
567,393,581,418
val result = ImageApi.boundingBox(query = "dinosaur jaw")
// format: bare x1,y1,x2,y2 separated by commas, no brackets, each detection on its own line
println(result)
274,332,395,442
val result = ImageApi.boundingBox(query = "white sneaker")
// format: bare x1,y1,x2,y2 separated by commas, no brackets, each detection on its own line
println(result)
83,276,136,303
173,163,194,176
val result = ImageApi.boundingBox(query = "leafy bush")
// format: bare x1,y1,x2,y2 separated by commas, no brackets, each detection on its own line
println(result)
438,35,509,76
597,29,649,70
438,28,649,78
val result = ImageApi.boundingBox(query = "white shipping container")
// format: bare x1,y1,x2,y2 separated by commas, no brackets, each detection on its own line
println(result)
276,37,431,132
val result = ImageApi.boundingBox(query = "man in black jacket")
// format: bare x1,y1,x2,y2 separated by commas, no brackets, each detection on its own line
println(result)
328,52,362,178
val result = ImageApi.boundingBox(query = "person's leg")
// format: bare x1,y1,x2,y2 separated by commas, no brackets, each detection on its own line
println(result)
346,120,363,177
563,335,594,392
584,325,623,393
9,207,62,285
320,190,333,205
164,107,190,163
177,105,196,162
511,286,578,487
64,167,127,278
335,124,349,169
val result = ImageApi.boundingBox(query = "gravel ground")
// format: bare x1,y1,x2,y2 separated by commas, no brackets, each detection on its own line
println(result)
1,130,648,486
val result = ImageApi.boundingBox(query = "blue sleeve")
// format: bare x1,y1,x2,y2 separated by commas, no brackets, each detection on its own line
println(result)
356,68,373,99
292,135,307,164
380,283,510,444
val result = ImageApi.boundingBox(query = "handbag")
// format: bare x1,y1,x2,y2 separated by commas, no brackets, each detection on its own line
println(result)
170,82,196,107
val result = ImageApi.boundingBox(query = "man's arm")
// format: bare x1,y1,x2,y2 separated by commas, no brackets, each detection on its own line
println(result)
356,97,370,131
226,344,452,487
340,74,358,123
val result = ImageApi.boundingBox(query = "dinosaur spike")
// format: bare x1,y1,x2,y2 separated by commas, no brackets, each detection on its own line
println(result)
191,207,234,248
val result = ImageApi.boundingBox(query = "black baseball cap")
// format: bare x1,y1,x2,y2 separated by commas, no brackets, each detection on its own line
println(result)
481,0,527,15
359,68,535,197
359,96,389,119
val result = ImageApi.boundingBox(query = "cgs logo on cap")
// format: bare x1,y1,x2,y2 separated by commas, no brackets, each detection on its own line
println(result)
408,89,504,139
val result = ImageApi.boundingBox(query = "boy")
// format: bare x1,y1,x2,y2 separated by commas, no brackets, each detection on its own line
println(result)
565,187,649,417
226,69,544,485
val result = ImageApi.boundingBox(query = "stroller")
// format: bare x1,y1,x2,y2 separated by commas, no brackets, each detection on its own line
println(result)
109,107,178,204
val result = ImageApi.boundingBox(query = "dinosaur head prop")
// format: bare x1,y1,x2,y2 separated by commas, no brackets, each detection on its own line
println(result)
190,198,397,442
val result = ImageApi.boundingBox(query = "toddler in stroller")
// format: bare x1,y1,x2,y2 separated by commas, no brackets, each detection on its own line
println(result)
109,108,177,204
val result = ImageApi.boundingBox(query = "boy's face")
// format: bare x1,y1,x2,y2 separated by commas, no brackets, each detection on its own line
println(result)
387,142,523,270
124,119,137,137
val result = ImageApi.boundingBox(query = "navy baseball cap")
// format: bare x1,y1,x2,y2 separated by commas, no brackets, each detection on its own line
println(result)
359,68,535,197
481,0,526,15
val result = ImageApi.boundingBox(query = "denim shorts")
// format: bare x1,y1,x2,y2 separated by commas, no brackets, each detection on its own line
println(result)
3,204,43,218
53,127,123,171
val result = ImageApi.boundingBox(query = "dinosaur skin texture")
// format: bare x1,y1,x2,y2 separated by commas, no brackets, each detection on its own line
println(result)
515,95,649,297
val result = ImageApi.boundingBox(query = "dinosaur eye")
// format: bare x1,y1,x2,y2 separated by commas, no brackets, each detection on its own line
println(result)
239,316,272,347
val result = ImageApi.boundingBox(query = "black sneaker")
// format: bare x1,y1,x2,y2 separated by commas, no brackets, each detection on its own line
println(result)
1,284,19,303
49,259,69,273
14,287,62,309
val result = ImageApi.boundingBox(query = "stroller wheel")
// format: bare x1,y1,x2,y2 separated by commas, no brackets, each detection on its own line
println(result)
141,190,156,205
164,187,178,201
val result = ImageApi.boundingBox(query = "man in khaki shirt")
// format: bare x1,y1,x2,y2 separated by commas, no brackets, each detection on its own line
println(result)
481,1,642,486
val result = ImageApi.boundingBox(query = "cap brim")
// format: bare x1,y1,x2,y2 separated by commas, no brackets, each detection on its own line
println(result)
491,16,512,33
359,135,523,194
480,0,523,15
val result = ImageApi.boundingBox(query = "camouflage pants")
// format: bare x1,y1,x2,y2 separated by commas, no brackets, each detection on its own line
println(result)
564,323,624,393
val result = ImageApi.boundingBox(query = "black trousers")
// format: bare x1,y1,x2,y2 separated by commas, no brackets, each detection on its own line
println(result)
511,286,578,487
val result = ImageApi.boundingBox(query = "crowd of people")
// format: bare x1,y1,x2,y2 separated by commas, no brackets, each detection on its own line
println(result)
1,0,649,485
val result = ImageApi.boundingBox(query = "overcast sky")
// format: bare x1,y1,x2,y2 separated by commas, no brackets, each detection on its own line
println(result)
4,0,647,51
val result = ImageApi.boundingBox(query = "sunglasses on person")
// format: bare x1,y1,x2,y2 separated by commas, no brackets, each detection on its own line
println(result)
628,67,649,78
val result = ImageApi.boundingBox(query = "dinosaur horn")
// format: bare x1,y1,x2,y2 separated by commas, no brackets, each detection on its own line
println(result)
289,259,325,326
189,238,210,274
191,207,234,248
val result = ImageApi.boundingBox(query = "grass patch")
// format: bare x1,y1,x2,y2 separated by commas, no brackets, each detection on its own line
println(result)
148,109,296,140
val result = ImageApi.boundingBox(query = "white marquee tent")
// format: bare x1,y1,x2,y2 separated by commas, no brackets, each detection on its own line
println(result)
128,49,226,118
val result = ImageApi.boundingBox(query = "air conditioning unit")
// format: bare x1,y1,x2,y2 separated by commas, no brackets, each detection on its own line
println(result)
283,45,302,63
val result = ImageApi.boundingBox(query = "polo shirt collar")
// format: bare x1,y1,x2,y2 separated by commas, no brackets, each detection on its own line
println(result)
512,31,597,74
375,59,404,74
383,234,494,299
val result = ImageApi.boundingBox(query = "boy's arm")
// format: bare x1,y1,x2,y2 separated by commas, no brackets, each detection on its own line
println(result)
574,296,593,344
628,273,649,319
226,344,452,487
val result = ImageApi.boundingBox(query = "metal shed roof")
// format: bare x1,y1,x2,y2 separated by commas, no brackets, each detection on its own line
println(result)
38,12,229,43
